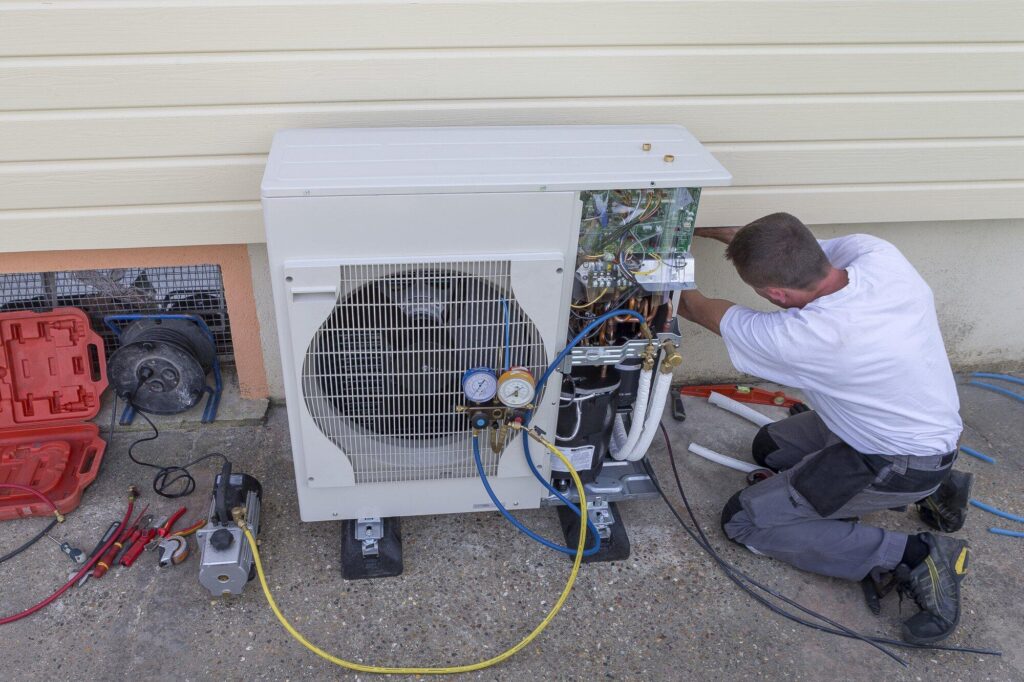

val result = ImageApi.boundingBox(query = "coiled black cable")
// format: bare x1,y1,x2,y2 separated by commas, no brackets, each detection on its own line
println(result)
123,403,229,498
646,422,1001,663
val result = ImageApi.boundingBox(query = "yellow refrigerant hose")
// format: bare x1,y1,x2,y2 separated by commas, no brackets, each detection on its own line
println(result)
239,426,586,675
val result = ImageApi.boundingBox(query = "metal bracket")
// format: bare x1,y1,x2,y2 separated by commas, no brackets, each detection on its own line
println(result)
356,517,383,558
558,332,681,372
587,497,614,540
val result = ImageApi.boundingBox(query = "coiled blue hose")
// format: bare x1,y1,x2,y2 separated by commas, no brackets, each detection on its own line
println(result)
472,434,599,556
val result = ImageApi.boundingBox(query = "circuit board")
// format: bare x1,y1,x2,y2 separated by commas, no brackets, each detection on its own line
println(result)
575,187,700,297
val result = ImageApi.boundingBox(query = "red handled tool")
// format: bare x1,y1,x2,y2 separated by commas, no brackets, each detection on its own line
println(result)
120,516,161,567
93,507,150,579
149,507,187,546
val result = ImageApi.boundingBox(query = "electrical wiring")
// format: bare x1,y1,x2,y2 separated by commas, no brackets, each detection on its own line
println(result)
123,398,230,498
570,287,608,310
0,490,136,627
0,484,63,566
647,422,1001,661
240,429,587,675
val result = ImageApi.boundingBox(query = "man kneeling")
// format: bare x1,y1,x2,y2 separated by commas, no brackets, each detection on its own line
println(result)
678,213,972,644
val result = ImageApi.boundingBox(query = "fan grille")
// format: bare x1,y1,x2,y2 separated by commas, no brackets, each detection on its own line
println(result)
302,260,548,484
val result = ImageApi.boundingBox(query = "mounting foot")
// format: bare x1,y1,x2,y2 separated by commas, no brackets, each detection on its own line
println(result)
340,516,403,579
556,499,631,563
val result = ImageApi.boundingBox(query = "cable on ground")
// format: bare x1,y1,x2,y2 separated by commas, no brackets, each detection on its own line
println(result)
648,422,1001,662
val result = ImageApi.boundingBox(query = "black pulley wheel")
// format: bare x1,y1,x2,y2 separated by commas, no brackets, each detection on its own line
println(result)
108,319,216,415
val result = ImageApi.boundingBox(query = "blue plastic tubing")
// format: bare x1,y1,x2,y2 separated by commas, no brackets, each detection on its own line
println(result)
971,372,1024,387
989,528,1024,538
970,499,1024,524
968,380,1024,405
959,446,996,464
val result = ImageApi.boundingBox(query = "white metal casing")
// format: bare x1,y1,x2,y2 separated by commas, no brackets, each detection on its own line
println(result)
262,125,730,522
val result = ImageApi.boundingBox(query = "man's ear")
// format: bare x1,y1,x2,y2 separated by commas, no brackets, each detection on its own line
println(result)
762,287,789,307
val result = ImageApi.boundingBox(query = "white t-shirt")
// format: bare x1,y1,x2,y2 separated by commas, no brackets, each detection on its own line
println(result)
719,234,962,456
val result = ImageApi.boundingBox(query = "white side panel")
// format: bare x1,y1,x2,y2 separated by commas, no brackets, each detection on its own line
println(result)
264,191,578,521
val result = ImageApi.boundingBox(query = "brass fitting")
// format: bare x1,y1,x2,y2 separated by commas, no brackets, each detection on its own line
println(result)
659,340,683,373
641,342,658,371
54,510,66,523
231,506,247,528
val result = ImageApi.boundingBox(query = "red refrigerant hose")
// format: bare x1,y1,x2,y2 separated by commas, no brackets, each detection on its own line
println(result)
0,483,63,519
0,488,137,627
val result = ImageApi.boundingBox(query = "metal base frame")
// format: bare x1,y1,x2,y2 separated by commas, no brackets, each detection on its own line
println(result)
556,500,631,563
340,516,404,580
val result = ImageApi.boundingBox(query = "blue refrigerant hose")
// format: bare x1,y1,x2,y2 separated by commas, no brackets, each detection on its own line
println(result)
474,308,649,557
517,309,650,554
472,434,599,556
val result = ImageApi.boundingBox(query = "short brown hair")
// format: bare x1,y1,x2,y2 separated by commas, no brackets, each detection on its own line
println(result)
725,213,830,289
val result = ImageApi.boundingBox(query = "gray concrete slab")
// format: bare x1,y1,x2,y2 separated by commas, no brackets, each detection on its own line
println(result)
2,380,1021,681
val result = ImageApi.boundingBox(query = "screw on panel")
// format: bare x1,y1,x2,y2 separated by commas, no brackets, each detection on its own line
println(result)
642,143,652,151
663,154,675,162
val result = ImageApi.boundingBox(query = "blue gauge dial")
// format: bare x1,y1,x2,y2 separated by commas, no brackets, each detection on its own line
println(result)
462,367,498,403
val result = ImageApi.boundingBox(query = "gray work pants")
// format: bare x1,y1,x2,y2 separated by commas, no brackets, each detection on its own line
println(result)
722,411,954,581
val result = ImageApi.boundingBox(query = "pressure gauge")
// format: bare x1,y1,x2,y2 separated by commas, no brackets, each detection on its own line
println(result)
496,367,536,408
462,367,498,403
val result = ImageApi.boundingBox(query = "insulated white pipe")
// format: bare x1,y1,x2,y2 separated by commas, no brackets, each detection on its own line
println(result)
688,442,761,474
610,368,652,460
626,370,674,461
708,391,776,428
609,414,628,457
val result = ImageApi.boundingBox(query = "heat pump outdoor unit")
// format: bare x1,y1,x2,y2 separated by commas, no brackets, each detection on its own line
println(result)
263,126,729,575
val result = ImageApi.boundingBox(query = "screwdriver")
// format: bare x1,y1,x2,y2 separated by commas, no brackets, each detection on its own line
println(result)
74,521,121,587
45,533,85,564
93,506,149,579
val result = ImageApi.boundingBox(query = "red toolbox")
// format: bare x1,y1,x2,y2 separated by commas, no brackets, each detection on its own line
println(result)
0,308,108,520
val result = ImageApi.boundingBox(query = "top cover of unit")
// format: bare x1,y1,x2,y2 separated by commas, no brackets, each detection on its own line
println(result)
261,125,732,198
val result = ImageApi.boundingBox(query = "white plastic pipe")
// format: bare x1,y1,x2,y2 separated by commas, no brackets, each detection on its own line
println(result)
626,370,674,461
609,413,629,457
688,442,761,474
708,391,776,428
610,368,652,460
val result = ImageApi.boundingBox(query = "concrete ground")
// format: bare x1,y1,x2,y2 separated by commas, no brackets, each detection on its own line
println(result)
2,378,1021,681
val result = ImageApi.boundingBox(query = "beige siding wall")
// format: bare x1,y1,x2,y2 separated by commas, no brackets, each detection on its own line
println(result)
2,1,1024,252
2,1,1023,396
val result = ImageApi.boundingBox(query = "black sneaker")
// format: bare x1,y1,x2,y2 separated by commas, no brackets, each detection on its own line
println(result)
917,470,973,532
896,533,970,644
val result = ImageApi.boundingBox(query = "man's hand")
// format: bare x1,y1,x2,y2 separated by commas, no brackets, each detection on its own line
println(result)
677,289,735,336
694,226,741,245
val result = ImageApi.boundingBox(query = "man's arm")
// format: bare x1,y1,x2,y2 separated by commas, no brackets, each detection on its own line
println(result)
693,226,741,245
677,289,735,336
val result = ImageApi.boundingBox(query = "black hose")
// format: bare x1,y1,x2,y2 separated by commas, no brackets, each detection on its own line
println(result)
0,517,58,565
647,422,1001,661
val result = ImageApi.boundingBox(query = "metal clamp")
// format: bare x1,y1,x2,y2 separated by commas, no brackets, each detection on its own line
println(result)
587,497,615,540
558,332,681,372
356,517,384,558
